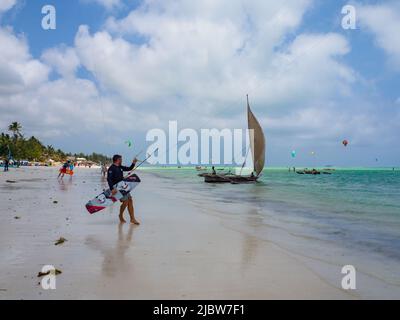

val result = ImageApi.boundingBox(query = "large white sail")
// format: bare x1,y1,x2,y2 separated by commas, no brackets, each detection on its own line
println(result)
247,95,266,176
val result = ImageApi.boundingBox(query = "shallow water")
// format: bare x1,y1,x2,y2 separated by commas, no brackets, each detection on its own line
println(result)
143,167,400,296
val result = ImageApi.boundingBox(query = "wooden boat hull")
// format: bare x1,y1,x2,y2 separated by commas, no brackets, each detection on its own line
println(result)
203,174,258,184
229,175,258,183
204,174,232,183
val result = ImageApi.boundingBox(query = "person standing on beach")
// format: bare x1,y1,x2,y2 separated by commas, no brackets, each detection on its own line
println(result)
107,155,139,224
4,158,9,172
101,163,107,177
68,162,74,177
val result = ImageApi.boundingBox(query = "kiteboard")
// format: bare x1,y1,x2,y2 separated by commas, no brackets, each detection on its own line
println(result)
85,174,141,214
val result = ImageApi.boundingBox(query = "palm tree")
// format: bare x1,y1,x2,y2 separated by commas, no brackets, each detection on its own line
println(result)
46,145,55,156
0,133,11,157
8,122,22,138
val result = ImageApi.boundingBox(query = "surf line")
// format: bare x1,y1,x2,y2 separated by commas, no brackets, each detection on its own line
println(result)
153,304,187,318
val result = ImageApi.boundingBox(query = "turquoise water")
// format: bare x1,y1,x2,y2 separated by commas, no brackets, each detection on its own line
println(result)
143,168,400,264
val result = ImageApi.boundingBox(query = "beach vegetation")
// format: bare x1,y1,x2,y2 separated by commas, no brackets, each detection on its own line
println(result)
0,122,110,163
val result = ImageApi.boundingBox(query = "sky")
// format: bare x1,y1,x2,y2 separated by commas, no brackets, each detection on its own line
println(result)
0,0,399,167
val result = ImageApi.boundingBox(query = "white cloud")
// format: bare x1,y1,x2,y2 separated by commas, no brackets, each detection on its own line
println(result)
358,2,400,69
0,0,16,13
0,27,49,94
76,0,354,116
83,0,122,10
42,46,80,78
0,74,158,141
70,0,375,153
0,24,154,142
1,0,359,141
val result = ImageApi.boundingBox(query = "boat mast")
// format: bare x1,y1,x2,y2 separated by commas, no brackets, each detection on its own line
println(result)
239,145,251,176
247,94,255,175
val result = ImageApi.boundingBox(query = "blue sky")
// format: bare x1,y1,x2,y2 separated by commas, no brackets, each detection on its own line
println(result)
0,0,399,166
2,1,143,53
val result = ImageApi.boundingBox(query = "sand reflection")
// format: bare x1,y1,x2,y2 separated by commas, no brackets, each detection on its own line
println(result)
85,223,136,277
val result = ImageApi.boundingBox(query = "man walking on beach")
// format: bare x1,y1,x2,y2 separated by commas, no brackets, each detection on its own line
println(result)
108,155,139,224
58,160,70,179
101,163,107,177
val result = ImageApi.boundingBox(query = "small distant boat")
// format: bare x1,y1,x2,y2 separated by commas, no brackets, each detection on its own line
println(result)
204,95,265,184
303,169,321,175
195,166,207,171
296,169,333,175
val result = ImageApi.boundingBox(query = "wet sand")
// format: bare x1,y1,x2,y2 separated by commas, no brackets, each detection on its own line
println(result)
0,167,354,299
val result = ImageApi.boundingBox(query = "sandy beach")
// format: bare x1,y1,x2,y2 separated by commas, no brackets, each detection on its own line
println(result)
0,166,362,300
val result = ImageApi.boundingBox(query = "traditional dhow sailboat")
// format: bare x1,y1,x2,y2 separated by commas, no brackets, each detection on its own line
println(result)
204,95,266,183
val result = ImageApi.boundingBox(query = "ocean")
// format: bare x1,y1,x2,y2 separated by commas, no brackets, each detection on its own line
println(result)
142,167,400,298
